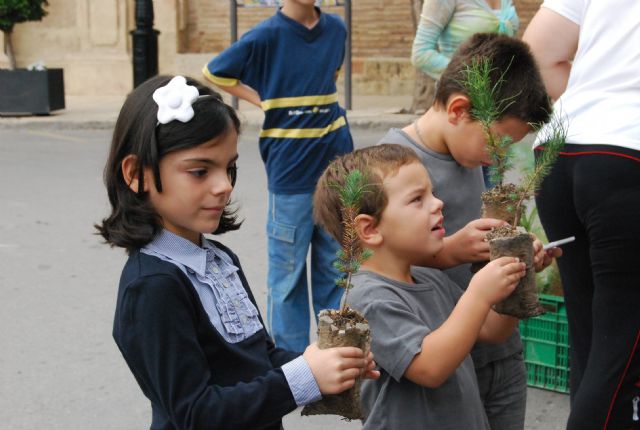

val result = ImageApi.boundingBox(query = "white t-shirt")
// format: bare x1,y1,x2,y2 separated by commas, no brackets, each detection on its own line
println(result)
534,0,640,150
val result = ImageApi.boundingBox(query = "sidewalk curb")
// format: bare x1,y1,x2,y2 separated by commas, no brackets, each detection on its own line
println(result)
0,118,117,131
0,113,418,133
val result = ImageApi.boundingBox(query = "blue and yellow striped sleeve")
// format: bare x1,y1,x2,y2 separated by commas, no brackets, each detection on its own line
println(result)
203,36,253,87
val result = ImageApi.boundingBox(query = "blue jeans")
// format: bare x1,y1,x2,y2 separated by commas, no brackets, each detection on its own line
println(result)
266,192,342,353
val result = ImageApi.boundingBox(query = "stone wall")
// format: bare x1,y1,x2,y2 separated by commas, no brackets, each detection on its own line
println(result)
0,0,542,96
185,2,413,59
514,0,544,36
0,0,133,95
185,0,541,96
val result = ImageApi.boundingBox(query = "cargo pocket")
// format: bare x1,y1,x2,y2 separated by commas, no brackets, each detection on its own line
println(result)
267,220,296,272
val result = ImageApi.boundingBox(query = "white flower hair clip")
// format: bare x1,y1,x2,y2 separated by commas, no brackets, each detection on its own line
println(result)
152,76,200,124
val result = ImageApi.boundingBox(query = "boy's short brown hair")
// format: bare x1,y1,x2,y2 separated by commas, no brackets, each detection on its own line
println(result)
435,33,551,125
314,144,421,242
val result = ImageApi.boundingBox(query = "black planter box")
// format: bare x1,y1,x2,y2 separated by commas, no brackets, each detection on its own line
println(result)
0,68,65,115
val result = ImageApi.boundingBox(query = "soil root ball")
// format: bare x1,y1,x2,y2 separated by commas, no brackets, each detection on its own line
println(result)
301,308,371,420
481,183,523,226
489,228,546,319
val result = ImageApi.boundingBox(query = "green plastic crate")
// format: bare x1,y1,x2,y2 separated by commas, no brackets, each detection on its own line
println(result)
519,294,570,393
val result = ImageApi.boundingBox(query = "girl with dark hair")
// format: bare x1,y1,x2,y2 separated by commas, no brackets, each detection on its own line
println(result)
96,75,377,430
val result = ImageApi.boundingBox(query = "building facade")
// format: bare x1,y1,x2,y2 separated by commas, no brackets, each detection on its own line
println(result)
0,0,542,97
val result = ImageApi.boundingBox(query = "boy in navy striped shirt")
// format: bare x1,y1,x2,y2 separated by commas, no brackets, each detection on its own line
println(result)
204,0,352,353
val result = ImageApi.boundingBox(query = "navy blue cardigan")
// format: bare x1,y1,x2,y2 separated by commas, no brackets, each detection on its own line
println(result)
113,240,299,430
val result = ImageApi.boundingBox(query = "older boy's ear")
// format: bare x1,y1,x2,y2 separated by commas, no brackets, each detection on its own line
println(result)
121,155,148,193
354,214,383,247
446,94,472,124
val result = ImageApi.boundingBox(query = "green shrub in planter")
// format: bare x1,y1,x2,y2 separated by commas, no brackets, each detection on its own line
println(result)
0,1,64,115
1,0,49,70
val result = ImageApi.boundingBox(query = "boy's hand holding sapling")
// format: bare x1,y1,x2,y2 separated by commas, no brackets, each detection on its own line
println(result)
441,218,509,266
467,257,524,344
468,257,526,306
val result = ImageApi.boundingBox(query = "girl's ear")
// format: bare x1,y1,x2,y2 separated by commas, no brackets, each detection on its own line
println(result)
354,214,382,247
121,155,148,193
446,94,472,124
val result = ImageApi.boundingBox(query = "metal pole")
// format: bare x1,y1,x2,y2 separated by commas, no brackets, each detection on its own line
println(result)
344,0,352,110
131,0,160,88
230,0,239,109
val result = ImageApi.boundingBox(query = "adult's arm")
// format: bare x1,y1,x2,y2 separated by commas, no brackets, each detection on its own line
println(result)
411,0,456,79
522,6,580,100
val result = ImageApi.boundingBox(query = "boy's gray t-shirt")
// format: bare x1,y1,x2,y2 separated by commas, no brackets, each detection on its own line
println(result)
349,267,490,430
377,128,522,367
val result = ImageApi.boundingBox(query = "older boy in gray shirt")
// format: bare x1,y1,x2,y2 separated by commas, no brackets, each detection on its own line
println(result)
378,128,518,370
377,34,555,429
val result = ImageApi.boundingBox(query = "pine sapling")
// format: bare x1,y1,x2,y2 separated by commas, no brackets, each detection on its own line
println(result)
459,55,567,228
460,56,517,187
301,169,373,420
333,169,373,313
458,54,567,318
512,115,567,226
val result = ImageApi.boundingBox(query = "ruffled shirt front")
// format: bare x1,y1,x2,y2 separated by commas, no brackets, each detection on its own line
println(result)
140,229,321,406
142,229,263,343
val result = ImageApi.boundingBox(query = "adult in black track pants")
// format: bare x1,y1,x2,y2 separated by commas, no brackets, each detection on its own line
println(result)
524,1,640,429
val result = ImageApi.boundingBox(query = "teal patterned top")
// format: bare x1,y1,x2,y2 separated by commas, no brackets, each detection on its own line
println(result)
412,0,519,79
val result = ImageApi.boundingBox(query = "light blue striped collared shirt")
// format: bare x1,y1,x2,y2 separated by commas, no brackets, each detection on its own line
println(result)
141,229,321,406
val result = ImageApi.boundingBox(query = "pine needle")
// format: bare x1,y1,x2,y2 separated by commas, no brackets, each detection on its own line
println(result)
458,55,566,227
459,56,518,187
512,114,567,225
460,57,518,126
330,170,374,314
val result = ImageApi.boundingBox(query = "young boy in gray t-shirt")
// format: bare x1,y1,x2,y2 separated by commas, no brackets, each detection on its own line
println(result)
313,145,527,429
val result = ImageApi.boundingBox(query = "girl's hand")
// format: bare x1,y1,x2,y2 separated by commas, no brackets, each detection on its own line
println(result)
303,343,371,395
468,256,526,307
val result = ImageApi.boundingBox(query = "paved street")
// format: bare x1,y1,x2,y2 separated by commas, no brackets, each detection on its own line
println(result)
0,127,569,429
